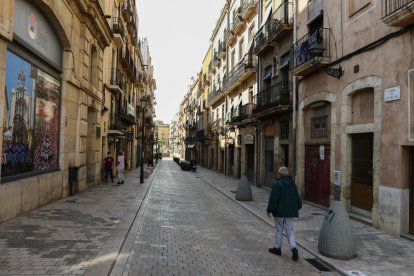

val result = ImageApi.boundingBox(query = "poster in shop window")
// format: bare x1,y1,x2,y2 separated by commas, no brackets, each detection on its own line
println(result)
1,50,60,179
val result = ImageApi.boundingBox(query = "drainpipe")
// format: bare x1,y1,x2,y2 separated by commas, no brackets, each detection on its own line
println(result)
292,0,297,180
255,0,263,187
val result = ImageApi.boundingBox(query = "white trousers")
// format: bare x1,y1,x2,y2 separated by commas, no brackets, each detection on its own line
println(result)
274,217,296,250
117,168,125,182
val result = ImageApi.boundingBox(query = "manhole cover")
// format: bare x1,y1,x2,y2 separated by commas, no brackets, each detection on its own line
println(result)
305,258,331,272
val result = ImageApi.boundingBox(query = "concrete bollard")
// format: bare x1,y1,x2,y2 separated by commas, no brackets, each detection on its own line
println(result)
318,200,357,259
235,175,252,201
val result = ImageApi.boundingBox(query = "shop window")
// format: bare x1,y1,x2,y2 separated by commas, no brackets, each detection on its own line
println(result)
2,50,61,180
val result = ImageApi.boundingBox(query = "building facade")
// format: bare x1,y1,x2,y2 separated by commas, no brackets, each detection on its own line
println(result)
0,0,156,223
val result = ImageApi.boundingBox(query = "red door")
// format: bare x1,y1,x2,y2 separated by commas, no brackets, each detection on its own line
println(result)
305,145,330,207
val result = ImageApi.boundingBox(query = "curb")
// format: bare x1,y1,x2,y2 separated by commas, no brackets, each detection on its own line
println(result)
197,173,347,276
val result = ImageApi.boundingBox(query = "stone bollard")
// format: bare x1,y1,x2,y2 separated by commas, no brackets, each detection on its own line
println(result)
235,175,252,201
318,200,357,259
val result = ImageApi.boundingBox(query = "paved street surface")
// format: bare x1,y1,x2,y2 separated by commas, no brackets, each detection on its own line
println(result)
0,159,414,275
111,160,327,276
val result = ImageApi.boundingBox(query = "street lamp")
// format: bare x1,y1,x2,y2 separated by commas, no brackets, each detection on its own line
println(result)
140,95,148,183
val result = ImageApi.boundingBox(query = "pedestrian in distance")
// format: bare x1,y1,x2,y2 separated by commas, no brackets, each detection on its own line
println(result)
267,166,302,261
104,152,114,183
116,151,126,184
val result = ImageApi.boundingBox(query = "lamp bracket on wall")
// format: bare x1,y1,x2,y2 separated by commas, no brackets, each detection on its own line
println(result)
324,66,344,79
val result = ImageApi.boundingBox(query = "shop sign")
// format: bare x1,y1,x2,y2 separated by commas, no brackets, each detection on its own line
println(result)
14,0,62,70
320,145,325,160
244,134,254,144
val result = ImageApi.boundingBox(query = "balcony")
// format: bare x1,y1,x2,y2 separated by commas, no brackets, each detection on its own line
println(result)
226,26,237,46
119,47,134,76
112,17,125,48
118,104,136,126
202,74,210,87
208,85,224,105
208,119,224,136
268,1,293,42
241,0,257,20
233,12,246,35
219,41,226,60
254,1,293,55
213,51,221,67
121,0,133,22
108,68,125,95
253,81,291,115
291,28,331,76
197,129,205,141
223,54,256,92
382,0,414,27
109,115,126,135
231,103,253,124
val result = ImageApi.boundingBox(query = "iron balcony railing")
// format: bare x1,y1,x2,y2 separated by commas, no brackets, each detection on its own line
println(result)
223,55,256,90
112,17,125,37
110,68,125,91
208,86,223,103
268,1,293,32
382,0,414,18
291,28,330,69
241,0,257,16
110,114,126,132
233,103,253,122
197,129,205,140
253,81,291,113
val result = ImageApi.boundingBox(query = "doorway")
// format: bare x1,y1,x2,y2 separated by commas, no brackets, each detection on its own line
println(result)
229,145,235,176
351,133,373,215
87,107,98,186
305,145,330,207
246,144,254,182
410,149,414,234
265,138,274,188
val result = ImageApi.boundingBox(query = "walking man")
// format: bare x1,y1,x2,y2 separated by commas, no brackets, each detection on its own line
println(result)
104,152,114,183
116,151,125,184
267,166,302,261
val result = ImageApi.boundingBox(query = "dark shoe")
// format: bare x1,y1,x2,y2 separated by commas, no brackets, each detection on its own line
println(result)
268,247,281,255
121,181,124,184
292,247,299,261
116,182,121,184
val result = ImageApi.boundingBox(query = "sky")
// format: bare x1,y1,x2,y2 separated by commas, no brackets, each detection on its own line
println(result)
136,0,225,125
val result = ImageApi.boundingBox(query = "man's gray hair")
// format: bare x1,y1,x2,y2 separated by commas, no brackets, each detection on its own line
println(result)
279,166,289,176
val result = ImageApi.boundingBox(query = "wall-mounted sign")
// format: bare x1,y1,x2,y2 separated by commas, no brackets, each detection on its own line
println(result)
244,134,254,144
334,170,341,186
14,0,62,70
319,145,325,160
384,86,400,102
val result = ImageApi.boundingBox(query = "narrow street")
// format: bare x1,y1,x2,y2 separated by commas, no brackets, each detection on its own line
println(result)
110,160,330,275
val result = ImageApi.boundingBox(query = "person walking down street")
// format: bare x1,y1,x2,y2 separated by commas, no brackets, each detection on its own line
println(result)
116,151,126,184
267,166,302,261
104,152,114,183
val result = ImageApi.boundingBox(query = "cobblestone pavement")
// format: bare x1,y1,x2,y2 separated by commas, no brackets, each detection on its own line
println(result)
0,167,155,276
195,165,414,276
111,160,335,276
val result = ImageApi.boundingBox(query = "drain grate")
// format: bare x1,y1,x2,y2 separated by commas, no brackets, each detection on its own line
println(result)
305,258,332,272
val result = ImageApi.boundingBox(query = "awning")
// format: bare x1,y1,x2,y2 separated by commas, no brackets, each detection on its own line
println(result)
108,130,123,135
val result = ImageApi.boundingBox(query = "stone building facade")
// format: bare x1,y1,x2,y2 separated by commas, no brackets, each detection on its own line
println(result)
0,0,156,223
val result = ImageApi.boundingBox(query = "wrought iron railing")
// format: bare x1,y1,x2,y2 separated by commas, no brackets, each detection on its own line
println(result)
291,28,330,69
110,68,125,91
223,55,256,90
253,81,290,113
112,17,125,37
241,0,257,16
311,115,328,138
208,86,223,103
382,0,414,18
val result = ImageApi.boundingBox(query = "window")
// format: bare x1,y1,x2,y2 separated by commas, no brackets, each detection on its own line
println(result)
248,23,255,44
239,38,244,61
311,106,328,138
348,0,371,17
272,57,279,77
2,50,61,180
231,50,236,70
280,120,289,140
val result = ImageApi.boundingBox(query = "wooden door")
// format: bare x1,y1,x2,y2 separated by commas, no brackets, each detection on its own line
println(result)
246,145,254,183
305,145,331,207
351,133,373,213
409,149,414,234
265,138,274,188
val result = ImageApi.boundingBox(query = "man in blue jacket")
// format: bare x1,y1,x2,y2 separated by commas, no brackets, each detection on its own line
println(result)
267,166,302,261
